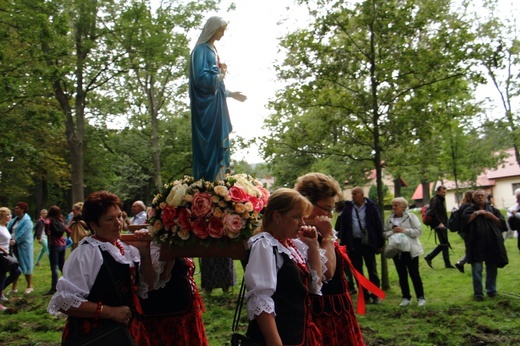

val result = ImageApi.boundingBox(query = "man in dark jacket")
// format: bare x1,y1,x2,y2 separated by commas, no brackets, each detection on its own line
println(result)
424,185,455,269
336,187,385,304
461,190,508,301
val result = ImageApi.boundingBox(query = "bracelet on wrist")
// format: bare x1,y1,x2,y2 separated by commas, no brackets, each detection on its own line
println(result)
95,301,103,320
322,236,335,242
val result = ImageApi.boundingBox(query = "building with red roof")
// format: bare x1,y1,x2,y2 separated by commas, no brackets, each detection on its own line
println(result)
411,148,520,210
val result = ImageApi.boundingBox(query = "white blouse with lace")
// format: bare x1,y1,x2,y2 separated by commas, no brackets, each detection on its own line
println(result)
244,232,326,321
149,242,172,290
47,237,147,315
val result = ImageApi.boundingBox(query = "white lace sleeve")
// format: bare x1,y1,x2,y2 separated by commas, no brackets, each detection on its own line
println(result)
319,247,329,283
292,239,324,294
245,234,281,320
150,242,171,290
47,237,144,315
47,241,103,315
309,249,327,296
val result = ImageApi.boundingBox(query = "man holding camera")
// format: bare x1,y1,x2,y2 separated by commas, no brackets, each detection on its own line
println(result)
337,187,385,304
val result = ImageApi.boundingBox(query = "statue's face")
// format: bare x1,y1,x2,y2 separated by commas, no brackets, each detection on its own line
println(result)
212,25,227,42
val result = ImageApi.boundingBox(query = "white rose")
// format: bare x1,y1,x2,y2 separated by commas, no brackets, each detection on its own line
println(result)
165,184,188,207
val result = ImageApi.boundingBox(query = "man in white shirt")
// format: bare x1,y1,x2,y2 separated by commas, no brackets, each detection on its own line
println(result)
124,200,147,233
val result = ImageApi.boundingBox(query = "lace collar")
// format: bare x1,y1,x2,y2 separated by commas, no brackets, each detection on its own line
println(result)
83,236,140,264
248,232,308,262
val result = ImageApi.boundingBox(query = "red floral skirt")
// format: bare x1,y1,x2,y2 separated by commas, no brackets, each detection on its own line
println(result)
141,303,207,346
311,293,365,346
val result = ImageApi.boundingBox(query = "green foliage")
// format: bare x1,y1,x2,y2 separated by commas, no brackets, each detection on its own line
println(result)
0,0,220,211
263,0,484,213
473,0,520,163
369,184,394,207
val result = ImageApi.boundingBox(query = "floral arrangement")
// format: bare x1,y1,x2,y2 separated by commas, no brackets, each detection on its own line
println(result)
147,174,270,247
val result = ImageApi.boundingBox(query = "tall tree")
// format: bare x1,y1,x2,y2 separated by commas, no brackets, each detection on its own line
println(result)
11,0,133,204
266,0,478,288
266,0,476,210
0,0,71,213
476,0,520,164
108,0,218,190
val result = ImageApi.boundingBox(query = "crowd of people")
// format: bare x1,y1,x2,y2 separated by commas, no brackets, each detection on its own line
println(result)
0,201,91,309
0,181,516,344
0,14,517,345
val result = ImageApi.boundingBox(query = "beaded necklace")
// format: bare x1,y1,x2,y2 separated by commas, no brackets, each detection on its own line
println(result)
91,235,125,256
285,239,307,272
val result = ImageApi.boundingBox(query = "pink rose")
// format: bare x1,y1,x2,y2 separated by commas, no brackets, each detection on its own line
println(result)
177,208,192,231
229,186,250,203
223,213,245,236
208,217,225,238
161,206,177,228
258,187,270,206
248,196,264,212
191,218,209,239
191,192,213,217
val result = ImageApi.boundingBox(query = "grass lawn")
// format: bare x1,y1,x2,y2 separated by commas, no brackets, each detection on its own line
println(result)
1,211,519,345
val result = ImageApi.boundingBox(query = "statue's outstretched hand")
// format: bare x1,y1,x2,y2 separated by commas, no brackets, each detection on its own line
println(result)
230,91,247,102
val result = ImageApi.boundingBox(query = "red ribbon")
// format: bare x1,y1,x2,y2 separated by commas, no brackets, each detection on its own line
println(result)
336,244,385,315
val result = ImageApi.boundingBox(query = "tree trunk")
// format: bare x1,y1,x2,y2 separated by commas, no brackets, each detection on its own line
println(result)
394,177,402,197
149,88,162,190
32,176,48,216
421,180,431,205
69,130,85,204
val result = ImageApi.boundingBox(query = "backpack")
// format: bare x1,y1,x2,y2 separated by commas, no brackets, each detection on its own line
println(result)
448,208,461,233
46,219,66,239
421,204,433,226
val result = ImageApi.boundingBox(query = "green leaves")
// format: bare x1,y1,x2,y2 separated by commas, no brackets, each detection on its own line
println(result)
264,0,494,198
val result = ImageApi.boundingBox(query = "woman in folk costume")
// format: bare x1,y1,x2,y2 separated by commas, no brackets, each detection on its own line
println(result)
295,173,365,346
48,191,153,345
139,243,208,346
189,16,246,181
245,188,323,345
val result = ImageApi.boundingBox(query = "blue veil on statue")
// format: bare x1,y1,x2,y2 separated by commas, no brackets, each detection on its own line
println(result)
189,16,232,181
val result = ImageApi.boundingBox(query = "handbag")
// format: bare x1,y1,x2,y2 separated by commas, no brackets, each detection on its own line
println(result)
230,277,264,346
354,207,369,245
231,332,264,346
62,320,134,346
0,253,19,271
384,233,411,258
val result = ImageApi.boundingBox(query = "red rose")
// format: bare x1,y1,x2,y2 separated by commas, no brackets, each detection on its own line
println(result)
191,218,209,239
191,192,213,217
223,213,245,236
177,208,192,231
161,206,177,228
208,217,225,238
248,196,264,212
229,186,249,203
